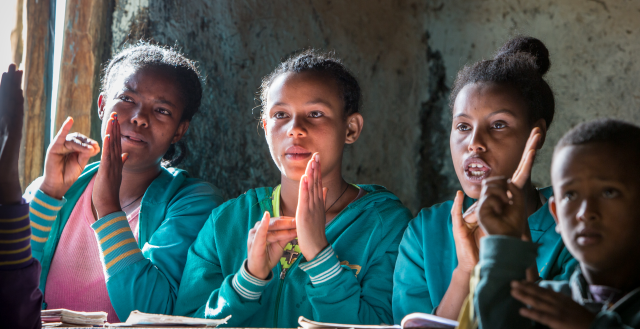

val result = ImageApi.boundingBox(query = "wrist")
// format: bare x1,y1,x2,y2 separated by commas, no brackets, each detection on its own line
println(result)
303,239,329,260
246,260,270,280
39,179,66,200
453,266,474,278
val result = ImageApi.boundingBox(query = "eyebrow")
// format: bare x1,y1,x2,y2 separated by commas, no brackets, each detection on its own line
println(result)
119,85,177,108
453,109,516,119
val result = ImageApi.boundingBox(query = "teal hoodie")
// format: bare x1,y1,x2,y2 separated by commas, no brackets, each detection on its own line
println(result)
174,185,413,327
25,162,223,320
392,186,578,323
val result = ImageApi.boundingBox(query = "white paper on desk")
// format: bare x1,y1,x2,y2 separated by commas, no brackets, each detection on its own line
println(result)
108,311,230,327
298,316,400,329
400,312,458,329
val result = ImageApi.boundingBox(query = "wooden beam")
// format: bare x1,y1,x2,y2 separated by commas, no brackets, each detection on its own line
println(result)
54,0,113,142
20,0,52,188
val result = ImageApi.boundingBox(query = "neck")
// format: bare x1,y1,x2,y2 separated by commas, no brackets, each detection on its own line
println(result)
582,262,640,293
279,168,356,221
119,163,162,205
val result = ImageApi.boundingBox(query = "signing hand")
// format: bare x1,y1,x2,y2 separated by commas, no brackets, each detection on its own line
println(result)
0,64,24,204
511,281,595,329
452,191,481,274
476,177,526,237
295,153,329,261
40,118,100,200
246,212,298,279
91,113,127,219
511,127,542,188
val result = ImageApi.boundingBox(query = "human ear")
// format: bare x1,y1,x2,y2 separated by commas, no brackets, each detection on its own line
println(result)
345,113,364,144
98,94,106,120
262,118,268,136
549,196,561,233
171,121,190,144
533,118,547,149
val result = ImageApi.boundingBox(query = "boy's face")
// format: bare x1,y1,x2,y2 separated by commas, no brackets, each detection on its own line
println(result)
262,71,361,181
550,143,640,272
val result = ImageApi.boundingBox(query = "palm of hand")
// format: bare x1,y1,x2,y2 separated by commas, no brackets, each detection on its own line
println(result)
451,191,480,273
295,153,329,261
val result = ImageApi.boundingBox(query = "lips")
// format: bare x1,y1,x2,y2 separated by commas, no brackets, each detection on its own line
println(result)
285,145,312,161
575,228,603,247
121,131,147,146
462,156,492,182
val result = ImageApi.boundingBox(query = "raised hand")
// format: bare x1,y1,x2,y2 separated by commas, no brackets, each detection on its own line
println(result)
511,281,595,329
451,191,481,273
91,113,127,219
40,118,100,200
246,212,298,279
476,177,526,237
511,127,542,188
0,64,24,204
295,153,329,261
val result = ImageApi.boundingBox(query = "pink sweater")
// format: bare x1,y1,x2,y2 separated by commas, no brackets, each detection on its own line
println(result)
44,176,140,323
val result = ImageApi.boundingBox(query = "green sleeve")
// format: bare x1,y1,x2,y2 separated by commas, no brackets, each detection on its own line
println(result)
27,189,66,262
392,218,433,323
301,218,401,325
103,182,222,320
474,236,539,329
173,208,270,326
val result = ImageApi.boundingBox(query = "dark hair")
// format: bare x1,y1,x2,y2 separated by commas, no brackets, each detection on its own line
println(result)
258,49,361,118
101,41,203,167
554,119,640,156
450,36,555,128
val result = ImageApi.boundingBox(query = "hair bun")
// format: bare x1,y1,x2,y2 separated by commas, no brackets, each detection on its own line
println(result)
495,36,550,75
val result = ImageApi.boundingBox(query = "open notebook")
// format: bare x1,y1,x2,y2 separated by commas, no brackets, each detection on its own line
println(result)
299,313,458,329
108,311,231,327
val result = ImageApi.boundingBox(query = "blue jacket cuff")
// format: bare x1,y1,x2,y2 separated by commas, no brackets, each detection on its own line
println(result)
298,245,342,285
232,259,272,301
91,211,144,278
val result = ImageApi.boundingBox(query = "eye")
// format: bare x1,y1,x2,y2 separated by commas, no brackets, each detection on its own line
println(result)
563,191,577,202
156,108,171,116
118,94,134,103
309,111,324,118
456,123,471,132
491,121,507,129
602,188,620,199
274,111,289,119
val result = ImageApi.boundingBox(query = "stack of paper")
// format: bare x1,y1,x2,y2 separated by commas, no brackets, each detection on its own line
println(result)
41,309,107,326
108,311,231,327
298,313,458,329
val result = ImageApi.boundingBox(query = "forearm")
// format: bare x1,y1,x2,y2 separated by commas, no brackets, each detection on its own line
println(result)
302,246,392,324
435,268,472,320
29,190,65,259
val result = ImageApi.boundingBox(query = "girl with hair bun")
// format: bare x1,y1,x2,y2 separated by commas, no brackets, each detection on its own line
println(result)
393,36,577,322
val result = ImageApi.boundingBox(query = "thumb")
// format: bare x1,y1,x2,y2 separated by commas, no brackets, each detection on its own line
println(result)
322,187,328,207
121,153,129,165
451,190,465,229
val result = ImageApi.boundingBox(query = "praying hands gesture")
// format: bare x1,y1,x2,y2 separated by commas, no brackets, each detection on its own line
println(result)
511,281,595,329
295,153,329,261
91,112,127,219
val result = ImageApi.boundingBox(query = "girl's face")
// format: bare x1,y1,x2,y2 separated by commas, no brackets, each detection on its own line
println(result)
450,82,544,199
98,66,190,172
263,71,362,181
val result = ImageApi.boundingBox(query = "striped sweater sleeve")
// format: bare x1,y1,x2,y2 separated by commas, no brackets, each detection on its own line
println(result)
29,190,66,253
0,200,33,270
231,259,272,300
90,211,144,278
298,245,343,285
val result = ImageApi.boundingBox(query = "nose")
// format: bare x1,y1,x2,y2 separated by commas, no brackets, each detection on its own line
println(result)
468,129,487,153
576,198,599,222
130,106,149,128
287,115,307,138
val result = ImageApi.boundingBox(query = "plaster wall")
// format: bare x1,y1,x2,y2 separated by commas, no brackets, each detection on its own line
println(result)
110,0,640,213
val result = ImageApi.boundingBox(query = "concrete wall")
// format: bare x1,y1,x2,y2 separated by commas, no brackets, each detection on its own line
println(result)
109,0,640,213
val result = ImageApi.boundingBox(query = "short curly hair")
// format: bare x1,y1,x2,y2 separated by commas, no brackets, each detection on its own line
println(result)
450,36,555,128
555,119,640,154
101,41,203,166
258,49,361,118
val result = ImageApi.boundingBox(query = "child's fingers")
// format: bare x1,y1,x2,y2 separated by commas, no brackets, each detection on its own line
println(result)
266,229,298,243
506,179,525,210
518,307,557,327
315,154,323,204
511,282,559,312
121,153,129,165
451,190,465,229
7,63,16,73
268,216,297,230
253,211,270,248
323,187,328,207
52,117,74,146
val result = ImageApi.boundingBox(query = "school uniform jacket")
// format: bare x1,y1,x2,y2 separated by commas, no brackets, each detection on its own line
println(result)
474,236,640,328
392,187,578,323
26,162,223,320
174,185,413,327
